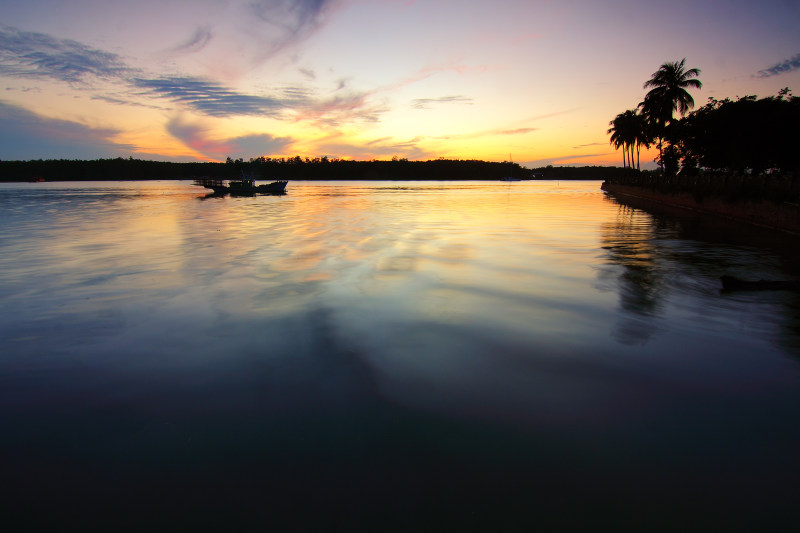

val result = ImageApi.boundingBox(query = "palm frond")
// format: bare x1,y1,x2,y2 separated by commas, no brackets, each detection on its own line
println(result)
641,58,702,121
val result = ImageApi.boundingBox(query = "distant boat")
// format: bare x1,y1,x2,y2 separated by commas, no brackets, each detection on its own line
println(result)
195,175,287,195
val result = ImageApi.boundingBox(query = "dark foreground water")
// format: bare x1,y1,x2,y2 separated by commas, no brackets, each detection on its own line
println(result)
1,180,799,531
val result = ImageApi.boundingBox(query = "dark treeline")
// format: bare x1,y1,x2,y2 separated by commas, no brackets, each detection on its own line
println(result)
0,156,624,182
676,91,799,176
534,165,624,179
608,58,799,177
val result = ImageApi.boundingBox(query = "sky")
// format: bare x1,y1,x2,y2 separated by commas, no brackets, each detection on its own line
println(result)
1,0,798,167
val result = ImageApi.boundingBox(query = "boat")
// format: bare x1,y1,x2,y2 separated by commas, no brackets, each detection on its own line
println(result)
195,175,288,195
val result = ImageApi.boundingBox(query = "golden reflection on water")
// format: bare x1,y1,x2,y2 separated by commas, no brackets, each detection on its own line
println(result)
263,182,617,329
2,181,800,530
2,180,798,379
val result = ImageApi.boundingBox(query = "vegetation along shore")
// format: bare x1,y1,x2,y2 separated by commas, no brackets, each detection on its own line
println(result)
604,59,799,234
0,158,623,182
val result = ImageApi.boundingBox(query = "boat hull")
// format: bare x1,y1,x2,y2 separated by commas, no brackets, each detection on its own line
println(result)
200,179,288,195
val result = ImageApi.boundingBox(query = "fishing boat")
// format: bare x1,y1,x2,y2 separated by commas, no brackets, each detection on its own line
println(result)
195,175,288,195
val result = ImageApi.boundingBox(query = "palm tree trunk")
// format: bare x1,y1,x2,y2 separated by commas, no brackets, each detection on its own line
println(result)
630,144,635,172
636,142,641,171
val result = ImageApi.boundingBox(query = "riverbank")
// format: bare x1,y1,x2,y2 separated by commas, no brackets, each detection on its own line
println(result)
602,175,800,235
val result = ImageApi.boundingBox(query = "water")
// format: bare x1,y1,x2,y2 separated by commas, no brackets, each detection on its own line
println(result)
1,180,799,530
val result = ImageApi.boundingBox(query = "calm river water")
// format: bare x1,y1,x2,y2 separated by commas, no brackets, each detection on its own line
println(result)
1,180,799,531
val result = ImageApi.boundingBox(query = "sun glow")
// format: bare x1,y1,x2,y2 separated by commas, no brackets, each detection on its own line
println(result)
0,1,795,167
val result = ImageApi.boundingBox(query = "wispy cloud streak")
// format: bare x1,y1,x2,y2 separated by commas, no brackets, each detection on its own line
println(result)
0,27,130,83
496,127,536,135
246,0,340,62
133,76,306,117
294,89,389,125
572,142,605,149
166,26,214,55
297,62,489,126
411,95,473,109
754,53,800,78
0,25,495,126
0,26,314,118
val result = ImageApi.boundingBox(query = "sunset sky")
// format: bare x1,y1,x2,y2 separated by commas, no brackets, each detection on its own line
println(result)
1,0,798,167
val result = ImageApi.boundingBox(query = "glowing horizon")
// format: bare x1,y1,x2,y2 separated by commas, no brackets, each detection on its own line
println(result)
1,0,798,168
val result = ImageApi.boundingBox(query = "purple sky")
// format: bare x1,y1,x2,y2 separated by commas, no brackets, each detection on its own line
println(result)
1,0,798,166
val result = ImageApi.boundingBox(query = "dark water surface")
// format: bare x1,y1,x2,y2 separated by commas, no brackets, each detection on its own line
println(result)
1,180,799,531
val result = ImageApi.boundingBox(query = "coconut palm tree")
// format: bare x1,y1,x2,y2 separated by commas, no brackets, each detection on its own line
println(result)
609,109,647,171
631,111,652,171
642,58,702,122
608,113,629,169
640,58,701,173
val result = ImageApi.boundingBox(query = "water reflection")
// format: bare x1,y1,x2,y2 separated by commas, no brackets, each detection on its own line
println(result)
600,204,668,344
601,188,800,355
2,181,800,530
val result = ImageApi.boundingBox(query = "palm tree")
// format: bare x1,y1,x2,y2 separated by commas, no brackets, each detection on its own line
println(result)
609,109,648,171
640,58,701,172
631,111,652,171
608,113,629,169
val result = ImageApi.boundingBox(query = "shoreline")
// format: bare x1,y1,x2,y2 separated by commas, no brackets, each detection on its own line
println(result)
602,180,800,236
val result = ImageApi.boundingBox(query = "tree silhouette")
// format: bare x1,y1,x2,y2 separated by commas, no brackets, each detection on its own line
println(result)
631,111,652,171
639,58,702,173
677,89,799,175
608,112,630,169
608,109,650,171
